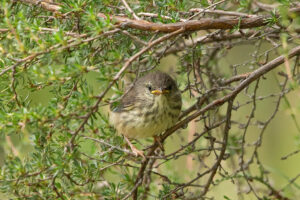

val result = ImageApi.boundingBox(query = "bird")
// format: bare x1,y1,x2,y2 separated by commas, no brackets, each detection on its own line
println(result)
110,71,182,158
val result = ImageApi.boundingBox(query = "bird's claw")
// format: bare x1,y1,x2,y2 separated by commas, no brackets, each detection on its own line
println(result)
131,146,145,159
124,136,145,159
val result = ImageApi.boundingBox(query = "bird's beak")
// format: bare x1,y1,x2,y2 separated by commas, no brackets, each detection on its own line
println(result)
151,88,170,95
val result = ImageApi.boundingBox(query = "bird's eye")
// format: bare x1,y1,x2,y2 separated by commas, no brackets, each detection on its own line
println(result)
147,85,152,91
166,85,172,90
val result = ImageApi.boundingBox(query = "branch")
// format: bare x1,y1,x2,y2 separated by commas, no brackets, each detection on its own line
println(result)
98,13,268,33
18,0,61,12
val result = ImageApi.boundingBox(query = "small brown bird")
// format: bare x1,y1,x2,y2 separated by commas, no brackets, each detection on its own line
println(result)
110,71,182,157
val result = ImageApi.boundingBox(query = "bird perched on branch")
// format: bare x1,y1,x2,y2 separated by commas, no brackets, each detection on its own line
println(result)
110,71,182,158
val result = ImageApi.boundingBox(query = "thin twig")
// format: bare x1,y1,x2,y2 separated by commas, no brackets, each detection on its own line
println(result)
121,0,140,20
200,98,234,196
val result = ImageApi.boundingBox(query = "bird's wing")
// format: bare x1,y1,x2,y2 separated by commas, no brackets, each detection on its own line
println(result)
111,87,137,112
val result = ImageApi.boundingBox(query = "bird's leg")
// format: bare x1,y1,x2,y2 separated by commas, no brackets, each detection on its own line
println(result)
124,136,145,159
153,135,165,152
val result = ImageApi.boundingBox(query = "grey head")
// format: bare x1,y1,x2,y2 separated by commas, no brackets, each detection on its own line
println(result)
111,71,182,112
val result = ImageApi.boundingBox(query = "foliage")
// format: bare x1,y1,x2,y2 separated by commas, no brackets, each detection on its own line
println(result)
0,0,300,199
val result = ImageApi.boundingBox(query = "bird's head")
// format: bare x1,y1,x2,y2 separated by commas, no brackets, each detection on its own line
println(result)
135,71,180,102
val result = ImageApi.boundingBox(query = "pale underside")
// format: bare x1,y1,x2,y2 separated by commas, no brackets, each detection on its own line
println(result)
110,95,181,139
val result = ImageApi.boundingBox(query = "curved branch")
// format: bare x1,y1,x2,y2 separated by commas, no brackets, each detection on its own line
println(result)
98,13,268,33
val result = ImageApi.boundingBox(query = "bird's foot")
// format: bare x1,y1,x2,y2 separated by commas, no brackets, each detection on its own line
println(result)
124,136,145,159
130,145,145,159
